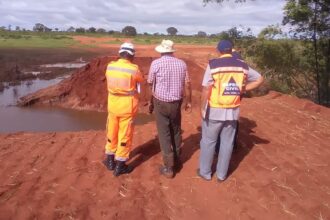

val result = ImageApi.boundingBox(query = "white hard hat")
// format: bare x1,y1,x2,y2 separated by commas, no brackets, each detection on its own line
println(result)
119,42,135,55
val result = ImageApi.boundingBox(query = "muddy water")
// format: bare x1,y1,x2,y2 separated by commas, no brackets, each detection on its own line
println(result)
0,77,153,133
0,78,66,106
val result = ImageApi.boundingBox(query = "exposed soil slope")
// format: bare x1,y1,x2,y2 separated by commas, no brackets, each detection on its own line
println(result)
1,93,330,219
2,44,330,219
18,56,203,111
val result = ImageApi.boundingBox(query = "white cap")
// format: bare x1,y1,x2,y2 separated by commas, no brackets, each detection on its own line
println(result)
119,42,135,55
155,39,175,53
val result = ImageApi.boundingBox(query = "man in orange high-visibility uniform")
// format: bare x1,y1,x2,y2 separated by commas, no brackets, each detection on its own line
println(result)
103,42,144,176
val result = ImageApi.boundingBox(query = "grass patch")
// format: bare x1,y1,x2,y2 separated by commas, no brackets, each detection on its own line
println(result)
0,31,220,48
0,35,77,48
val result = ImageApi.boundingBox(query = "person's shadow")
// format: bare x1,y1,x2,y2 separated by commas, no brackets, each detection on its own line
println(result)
178,116,270,177
128,125,202,171
128,136,160,168
227,117,270,177
178,126,202,172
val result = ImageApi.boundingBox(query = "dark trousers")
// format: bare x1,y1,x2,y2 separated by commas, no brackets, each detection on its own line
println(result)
153,97,182,168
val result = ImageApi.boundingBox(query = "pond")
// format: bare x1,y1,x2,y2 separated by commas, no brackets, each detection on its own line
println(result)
0,77,153,133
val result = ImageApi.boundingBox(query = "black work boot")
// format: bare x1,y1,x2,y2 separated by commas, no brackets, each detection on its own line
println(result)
113,161,133,177
103,154,116,171
159,165,174,179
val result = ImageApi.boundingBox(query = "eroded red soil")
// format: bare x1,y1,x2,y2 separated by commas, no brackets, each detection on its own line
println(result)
1,44,330,219
18,54,204,111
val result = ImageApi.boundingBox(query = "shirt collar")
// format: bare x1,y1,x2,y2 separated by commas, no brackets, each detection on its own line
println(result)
161,54,174,58
220,54,233,58
118,58,132,63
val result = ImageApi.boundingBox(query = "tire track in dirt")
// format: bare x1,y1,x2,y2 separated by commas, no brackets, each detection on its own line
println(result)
3,133,80,219
52,131,107,220
39,131,106,220
0,133,61,214
0,133,52,171
1,92,330,219
237,95,330,219
103,122,172,220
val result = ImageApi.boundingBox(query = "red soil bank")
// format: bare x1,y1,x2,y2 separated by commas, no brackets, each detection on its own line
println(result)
1,93,330,219
19,56,203,111
3,45,330,219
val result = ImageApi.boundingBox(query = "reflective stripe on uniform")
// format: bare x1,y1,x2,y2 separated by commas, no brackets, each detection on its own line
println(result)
210,67,248,74
107,77,131,90
109,91,136,96
107,66,136,74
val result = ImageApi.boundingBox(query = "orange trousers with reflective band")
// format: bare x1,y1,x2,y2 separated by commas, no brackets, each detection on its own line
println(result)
105,113,134,161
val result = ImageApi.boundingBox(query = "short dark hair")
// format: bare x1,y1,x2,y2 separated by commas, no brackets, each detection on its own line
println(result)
119,51,134,59
161,52,174,55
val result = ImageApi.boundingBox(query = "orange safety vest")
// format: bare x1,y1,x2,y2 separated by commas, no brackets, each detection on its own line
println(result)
105,59,143,116
208,54,248,109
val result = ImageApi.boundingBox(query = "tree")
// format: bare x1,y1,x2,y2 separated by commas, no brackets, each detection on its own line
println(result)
167,27,178,35
197,31,207,37
227,27,242,40
76,27,86,33
122,26,137,36
258,24,283,39
88,27,96,33
244,39,318,98
15,26,20,31
239,26,255,39
67,26,75,32
283,0,330,105
33,23,51,32
97,28,106,33
217,31,230,40
33,23,44,32
209,34,217,38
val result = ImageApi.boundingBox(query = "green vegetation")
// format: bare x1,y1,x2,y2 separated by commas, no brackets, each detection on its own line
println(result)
282,0,330,106
0,0,328,107
203,0,329,106
237,39,315,99
0,30,221,48
0,31,77,48
130,35,219,45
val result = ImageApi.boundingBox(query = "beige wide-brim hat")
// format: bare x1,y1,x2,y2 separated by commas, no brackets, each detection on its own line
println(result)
155,39,176,53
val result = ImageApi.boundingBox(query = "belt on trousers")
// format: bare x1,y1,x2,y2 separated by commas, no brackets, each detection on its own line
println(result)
109,91,136,96
153,97,182,103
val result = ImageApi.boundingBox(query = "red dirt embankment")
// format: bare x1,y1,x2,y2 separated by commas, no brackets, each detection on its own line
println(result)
1,92,330,219
2,44,330,219
18,56,203,111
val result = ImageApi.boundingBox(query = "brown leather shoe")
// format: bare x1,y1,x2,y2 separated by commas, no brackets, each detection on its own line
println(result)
159,165,174,179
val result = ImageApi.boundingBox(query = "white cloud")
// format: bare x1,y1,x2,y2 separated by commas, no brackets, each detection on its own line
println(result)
0,0,286,34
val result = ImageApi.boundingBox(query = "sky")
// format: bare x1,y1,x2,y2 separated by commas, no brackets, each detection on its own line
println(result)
0,0,287,35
